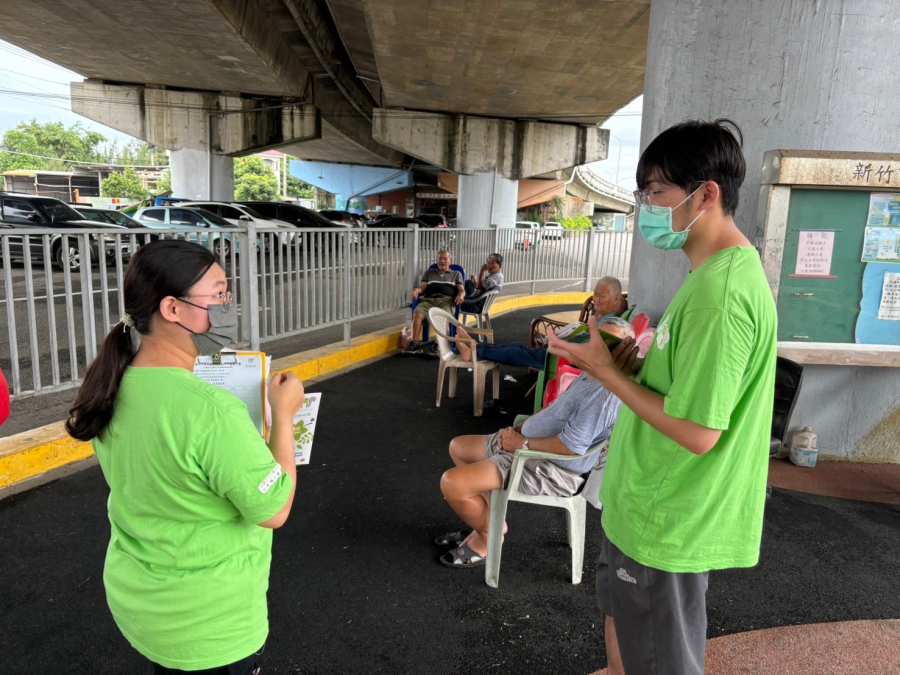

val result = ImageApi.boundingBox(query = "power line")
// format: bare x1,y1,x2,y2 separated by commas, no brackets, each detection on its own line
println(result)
0,149,168,168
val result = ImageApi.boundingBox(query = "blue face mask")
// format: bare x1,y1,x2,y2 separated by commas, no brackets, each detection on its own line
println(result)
637,182,707,250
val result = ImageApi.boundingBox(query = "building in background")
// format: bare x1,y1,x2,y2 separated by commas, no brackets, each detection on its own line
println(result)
1,165,168,203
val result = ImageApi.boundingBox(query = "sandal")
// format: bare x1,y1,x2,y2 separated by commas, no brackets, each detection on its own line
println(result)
434,530,472,546
439,543,486,568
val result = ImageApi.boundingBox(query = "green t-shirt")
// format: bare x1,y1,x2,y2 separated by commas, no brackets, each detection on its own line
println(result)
92,367,292,670
600,247,777,573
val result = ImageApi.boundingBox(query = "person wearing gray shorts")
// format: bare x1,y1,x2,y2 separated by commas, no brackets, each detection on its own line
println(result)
435,318,633,568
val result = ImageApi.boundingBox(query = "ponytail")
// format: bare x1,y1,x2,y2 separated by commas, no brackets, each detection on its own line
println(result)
64,239,217,442
66,322,136,441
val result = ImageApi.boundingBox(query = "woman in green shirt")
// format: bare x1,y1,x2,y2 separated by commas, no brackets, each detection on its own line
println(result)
67,240,305,674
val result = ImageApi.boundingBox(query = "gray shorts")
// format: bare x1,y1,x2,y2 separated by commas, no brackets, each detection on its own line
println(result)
596,529,709,675
484,431,585,497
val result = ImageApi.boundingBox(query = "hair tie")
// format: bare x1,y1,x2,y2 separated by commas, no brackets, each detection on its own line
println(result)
120,314,135,332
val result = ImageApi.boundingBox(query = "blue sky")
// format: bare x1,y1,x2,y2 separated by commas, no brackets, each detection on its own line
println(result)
0,39,642,189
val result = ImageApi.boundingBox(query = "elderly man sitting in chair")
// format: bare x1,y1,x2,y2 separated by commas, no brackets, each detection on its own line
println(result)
436,316,636,568
406,250,466,354
454,275,624,368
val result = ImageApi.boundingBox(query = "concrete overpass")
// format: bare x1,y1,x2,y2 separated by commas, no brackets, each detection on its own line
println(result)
0,0,650,210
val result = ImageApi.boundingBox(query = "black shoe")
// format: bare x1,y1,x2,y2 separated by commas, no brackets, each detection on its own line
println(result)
403,341,423,355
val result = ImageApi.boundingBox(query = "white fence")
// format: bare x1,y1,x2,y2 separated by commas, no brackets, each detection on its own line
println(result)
1,224,631,398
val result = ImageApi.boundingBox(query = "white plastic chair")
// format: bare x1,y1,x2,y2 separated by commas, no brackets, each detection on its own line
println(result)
427,307,500,417
460,289,500,341
485,434,606,588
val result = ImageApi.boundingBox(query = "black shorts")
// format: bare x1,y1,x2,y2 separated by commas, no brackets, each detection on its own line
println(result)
596,530,709,675
149,644,264,675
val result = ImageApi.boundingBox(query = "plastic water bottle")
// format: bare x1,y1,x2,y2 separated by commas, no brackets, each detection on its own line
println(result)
790,427,818,468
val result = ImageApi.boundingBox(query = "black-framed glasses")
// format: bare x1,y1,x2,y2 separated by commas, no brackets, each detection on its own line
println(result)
182,291,233,308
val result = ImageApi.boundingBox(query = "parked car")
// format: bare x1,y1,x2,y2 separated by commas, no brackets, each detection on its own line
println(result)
542,221,563,240
0,192,130,271
75,206,145,230
417,213,449,229
367,213,394,225
238,202,352,229
319,209,366,227
133,206,241,257
513,220,542,249
178,201,297,249
366,216,427,229
239,201,361,246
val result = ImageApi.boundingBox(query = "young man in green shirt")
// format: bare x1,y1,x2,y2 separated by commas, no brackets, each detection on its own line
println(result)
549,119,777,675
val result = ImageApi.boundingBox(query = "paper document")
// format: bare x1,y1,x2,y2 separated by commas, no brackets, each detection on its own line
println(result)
878,273,900,321
794,231,835,276
293,393,322,465
194,352,269,435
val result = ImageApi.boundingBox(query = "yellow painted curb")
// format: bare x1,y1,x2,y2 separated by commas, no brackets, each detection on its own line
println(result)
0,422,94,490
0,292,589,491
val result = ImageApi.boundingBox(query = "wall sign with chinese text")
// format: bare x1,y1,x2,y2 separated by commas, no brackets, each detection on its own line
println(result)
878,273,900,321
792,230,836,278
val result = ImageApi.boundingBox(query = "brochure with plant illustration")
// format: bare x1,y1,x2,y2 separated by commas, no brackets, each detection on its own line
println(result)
293,393,322,465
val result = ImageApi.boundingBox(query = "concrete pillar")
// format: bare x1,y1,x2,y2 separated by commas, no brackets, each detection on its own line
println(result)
457,171,518,230
631,0,900,461
170,149,234,201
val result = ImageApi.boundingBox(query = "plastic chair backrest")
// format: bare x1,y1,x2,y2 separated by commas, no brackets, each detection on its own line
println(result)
428,307,451,353
543,364,582,407
630,313,650,338
772,357,804,443
621,305,636,322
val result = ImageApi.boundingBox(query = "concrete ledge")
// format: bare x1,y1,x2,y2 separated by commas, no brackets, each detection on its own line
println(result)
0,292,588,492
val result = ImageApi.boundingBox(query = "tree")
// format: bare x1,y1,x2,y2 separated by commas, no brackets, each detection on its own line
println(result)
560,215,593,230
0,120,107,172
102,168,149,200
234,156,281,201
287,174,316,199
155,169,172,194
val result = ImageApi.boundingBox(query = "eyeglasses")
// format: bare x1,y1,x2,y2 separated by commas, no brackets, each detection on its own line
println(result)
633,188,669,207
633,181,707,207
182,291,233,308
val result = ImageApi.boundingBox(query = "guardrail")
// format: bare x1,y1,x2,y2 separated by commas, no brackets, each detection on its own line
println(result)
1,224,631,398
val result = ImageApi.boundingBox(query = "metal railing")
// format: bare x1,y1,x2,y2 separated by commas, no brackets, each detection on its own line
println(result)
1,224,631,398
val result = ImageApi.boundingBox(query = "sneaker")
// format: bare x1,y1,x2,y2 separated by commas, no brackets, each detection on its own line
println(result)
424,341,441,357
403,341,423,354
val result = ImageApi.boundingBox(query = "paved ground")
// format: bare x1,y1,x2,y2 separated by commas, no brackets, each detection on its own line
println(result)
1,306,897,674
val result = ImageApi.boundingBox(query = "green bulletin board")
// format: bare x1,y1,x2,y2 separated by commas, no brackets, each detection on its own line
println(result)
776,189,871,343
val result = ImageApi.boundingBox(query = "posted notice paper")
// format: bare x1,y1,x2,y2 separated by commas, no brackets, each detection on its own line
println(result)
293,393,322,465
878,273,900,321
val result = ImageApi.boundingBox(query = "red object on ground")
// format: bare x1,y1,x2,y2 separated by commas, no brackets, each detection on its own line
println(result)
0,367,9,427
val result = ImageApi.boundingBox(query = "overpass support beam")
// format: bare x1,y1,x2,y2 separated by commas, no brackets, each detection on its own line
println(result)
635,0,900,461
371,109,608,180
72,81,320,155
71,81,321,199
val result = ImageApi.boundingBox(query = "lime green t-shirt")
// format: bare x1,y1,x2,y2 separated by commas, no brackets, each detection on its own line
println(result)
92,367,292,670
600,247,777,573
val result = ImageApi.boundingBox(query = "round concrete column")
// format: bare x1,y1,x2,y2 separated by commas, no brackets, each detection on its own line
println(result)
457,171,518,229
170,148,235,201
630,0,900,460
631,0,900,318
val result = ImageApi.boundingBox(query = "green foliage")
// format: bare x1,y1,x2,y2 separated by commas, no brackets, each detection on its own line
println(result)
560,215,593,231
156,169,172,194
287,174,315,199
234,156,281,201
102,167,149,200
0,120,107,172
